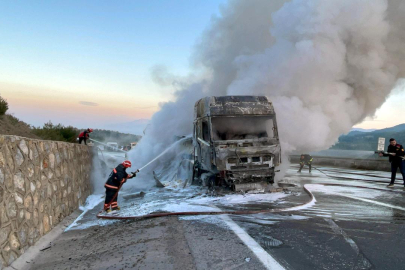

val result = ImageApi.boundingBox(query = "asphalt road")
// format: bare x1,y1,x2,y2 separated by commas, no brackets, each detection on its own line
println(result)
19,166,405,270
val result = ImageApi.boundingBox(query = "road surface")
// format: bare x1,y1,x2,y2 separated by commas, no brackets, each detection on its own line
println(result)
11,166,405,270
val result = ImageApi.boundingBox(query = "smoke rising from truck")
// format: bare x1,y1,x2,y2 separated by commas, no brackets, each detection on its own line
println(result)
128,0,405,185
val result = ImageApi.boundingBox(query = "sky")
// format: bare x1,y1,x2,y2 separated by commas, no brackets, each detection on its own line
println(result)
0,0,226,128
0,0,403,131
356,88,405,130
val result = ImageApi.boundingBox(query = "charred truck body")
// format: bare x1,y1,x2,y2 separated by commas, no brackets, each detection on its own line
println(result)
192,96,281,191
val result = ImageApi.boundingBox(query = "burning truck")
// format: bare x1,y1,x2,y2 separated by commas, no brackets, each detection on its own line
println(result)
192,96,281,192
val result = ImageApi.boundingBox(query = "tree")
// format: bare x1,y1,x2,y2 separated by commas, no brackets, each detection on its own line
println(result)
0,95,9,115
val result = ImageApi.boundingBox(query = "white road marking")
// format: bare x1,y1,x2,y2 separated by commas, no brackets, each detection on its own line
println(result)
336,193,405,212
305,184,405,212
220,214,285,270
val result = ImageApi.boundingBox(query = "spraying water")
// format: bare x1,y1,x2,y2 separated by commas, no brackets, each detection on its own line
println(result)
137,135,192,172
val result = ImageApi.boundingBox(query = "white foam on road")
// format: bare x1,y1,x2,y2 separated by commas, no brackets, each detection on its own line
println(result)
66,187,290,231
193,192,288,205
305,184,405,212
65,194,104,231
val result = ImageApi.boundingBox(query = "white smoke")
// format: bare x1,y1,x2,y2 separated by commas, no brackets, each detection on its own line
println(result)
127,0,405,186
228,0,404,152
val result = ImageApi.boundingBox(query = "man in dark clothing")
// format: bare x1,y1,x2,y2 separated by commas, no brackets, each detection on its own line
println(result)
379,138,405,187
104,160,138,212
298,154,313,173
78,128,93,145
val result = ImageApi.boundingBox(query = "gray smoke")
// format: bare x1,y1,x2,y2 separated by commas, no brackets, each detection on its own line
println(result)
228,0,405,152
151,65,181,88
128,0,405,186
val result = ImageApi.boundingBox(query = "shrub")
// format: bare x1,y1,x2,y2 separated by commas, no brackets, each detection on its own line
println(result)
0,95,8,115
32,121,80,143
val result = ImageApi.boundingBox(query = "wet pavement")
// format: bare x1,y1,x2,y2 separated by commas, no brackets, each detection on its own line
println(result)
23,166,405,270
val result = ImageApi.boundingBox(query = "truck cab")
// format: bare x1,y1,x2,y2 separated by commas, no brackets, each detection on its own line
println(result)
192,96,281,191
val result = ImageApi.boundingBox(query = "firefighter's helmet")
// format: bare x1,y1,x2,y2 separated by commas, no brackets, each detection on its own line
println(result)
122,160,132,168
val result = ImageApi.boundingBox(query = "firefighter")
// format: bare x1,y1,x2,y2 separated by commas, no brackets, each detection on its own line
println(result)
378,138,405,187
104,160,139,212
78,128,93,145
298,154,313,173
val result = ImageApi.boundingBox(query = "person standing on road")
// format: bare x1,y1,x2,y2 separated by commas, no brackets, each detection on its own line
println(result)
104,160,139,212
379,138,405,188
78,128,93,145
298,154,313,173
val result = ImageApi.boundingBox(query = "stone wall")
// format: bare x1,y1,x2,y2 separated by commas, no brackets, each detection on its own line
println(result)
0,135,92,268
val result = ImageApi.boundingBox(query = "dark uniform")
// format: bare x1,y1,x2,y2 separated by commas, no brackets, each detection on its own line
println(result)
383,143,405,186
104,164,135,211
298,154,313,173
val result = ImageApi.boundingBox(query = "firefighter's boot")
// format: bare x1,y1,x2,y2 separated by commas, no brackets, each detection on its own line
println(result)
104,203,111,213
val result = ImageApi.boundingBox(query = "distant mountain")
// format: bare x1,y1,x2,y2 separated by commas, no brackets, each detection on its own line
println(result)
374,123,405,134
103,119,149,135
91,129,141,146
332,123,405,151
350,128,377,132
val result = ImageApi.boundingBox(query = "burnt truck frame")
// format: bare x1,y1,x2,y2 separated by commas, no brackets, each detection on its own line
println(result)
192,96,281,190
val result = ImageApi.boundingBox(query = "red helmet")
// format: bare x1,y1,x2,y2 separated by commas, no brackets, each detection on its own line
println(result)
122,160,132,168
88,128,93,132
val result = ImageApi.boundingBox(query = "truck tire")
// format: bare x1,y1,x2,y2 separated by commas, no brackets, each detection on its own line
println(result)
192,160,202,185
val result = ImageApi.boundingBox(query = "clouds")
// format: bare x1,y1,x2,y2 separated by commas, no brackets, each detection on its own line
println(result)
79,101,99,106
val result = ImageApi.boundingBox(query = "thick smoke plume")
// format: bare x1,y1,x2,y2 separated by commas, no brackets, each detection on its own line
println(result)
228,0,405,152
128,0,405,186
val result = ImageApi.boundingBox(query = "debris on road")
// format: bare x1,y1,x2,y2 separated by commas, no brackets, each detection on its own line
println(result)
123,191,146,200
153,171,165,188
40,243,52,252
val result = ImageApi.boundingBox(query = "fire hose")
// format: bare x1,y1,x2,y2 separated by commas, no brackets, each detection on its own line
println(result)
95,141,403,220
96,182,315,220
96,181,403,220
96,136,192,217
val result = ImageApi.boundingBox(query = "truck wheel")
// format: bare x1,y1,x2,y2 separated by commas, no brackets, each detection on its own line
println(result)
207,174,216,189
192,165,201,185
266,175,275,184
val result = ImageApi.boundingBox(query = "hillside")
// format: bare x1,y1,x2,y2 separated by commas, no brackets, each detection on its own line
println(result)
332,123,405,151
0,95,142,144
0,115,141,145
0,114,40,139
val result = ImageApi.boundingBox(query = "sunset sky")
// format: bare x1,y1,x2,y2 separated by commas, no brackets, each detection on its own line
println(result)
0,0,226,128
0,0,403,131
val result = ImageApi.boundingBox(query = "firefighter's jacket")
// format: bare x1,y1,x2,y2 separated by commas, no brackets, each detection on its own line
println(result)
383,144,405,163
300,154,313,165
104,164,134,190
79,130,90,139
